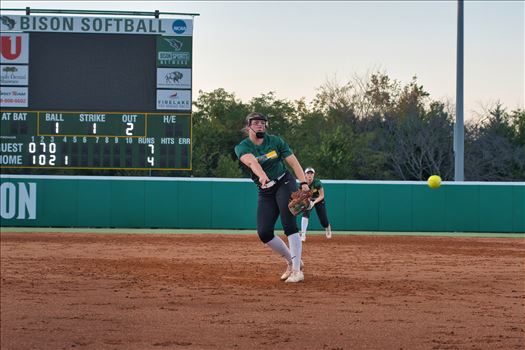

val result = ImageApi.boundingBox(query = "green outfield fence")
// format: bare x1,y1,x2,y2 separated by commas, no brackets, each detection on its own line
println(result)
0,175,524,233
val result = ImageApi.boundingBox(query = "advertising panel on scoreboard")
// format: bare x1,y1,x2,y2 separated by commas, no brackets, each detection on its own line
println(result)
156,89,192,110
0,33,30,64
156,36,192,68
0,65,29,85
156,68,191,89
0,86,28,107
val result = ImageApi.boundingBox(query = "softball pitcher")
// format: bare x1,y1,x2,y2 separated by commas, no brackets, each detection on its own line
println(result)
234,112,309,283
300,167,332,241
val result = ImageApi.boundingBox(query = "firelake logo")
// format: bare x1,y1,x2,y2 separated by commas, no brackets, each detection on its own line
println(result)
157,90,191,110
0,182,37,219
172,20,186,34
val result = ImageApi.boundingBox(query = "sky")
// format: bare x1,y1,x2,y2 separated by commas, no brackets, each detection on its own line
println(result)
2,1,524,121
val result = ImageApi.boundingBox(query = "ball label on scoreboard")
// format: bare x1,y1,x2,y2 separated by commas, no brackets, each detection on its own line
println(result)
45,113,64,121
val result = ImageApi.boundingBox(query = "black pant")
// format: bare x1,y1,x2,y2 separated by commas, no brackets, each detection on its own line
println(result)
256,171,299,243
302,200,330,228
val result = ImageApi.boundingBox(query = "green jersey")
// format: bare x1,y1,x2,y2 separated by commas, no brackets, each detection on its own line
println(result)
309,178,323,199
234,134,293,185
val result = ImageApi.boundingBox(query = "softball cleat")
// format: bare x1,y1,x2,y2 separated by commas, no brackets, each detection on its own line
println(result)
281,263,293,281
285,270,304,283
325,225,332,239
300,231,306,242
280,260,304,280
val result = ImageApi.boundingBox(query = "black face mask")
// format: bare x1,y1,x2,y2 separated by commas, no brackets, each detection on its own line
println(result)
249,124,266,139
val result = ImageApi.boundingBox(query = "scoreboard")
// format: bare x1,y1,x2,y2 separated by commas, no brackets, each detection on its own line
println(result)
1,110,190,169
0,13,194,170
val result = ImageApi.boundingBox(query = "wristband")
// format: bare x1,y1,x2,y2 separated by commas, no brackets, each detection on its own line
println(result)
300,182,308,186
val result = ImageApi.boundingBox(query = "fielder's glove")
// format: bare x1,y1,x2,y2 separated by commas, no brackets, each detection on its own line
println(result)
288,189,313,216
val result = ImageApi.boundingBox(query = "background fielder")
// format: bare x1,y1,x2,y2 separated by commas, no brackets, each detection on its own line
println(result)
300,167,332,241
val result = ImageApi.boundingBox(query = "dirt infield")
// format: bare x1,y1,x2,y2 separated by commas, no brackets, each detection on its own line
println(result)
1,232,524,350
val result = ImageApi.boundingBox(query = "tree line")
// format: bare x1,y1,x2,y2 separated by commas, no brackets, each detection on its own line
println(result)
7,72,524,181
189,72,524,181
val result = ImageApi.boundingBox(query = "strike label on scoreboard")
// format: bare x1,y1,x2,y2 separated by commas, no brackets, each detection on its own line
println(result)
0,110,191,170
